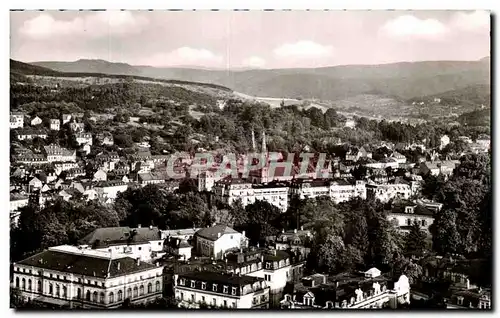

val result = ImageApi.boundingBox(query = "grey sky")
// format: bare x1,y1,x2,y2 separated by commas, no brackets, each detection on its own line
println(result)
10,10,490,69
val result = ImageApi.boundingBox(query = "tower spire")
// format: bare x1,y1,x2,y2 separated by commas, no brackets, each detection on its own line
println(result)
262,131,267,153
251,129,256,152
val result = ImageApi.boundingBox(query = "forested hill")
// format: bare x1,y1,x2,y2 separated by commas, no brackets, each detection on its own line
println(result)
32,58,490,100
10,59,233,92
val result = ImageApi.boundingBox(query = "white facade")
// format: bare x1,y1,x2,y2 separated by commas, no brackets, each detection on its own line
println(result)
95,183,128,202
388,212,434,233
12,246,164,309
196,232,245,260
216,182,289,212
76,133,93,146
292,180,366,204
440,135,450,150
366,184,412,203
10,114,24,129
50,119,60,131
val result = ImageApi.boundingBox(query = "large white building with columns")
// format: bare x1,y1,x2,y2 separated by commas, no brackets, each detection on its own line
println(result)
11,245,164,308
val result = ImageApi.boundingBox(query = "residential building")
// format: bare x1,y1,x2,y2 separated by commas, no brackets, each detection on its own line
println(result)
93,170,107,182
366,183,412,203
345,119,356,129
43,144,76,163
164,237,192,261
62,114,72,125
69,122,85,133
17,128,48,140
214,180,289,212
290,179,366,204
280,269,410,309
447,288,491,309
96,133,114,146
419,160,459,178
30,116,42,126
174,271,270,309
94,181,128,203
137,172,164,186
11,245,164,308
79,226,165,262
345,147,372,162
28,177,43,191
75,133,93,146
386,200,435,233
440,135,450,150
194,224,248,260
10,112,24,129
476,136,490,149
50,119,60,131
391,151,407,164
54,162,80,175
161,228,201,241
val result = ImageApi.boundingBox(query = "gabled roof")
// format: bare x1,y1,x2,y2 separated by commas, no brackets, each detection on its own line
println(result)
79,226,162,247
195,224,239,241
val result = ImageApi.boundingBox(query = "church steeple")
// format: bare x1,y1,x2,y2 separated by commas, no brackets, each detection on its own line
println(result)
262,131,267,153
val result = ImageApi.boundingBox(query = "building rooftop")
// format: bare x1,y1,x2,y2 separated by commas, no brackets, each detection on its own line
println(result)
16,245,158,278
79,226,162,248
195,224,239,241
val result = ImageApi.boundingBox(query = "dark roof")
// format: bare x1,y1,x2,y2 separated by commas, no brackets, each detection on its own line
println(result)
195,224,238,241
178,271,263,287
79,226,162,247
17,249,157,278
389,200,434,216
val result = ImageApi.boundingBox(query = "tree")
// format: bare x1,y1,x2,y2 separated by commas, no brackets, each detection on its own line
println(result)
318,234,345,274
404,223,427,256
243,200,281,245
393,256,423,285
431,209,461,255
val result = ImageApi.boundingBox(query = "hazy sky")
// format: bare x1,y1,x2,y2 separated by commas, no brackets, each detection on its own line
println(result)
10,10,490,69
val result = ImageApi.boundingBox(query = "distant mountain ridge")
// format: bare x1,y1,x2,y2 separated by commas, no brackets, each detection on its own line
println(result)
31,58,491,100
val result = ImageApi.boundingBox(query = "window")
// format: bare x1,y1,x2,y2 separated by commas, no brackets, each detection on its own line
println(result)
212,284,218,292
179,278,185,286
93,291,98,302
148,283,153,293
63,276,66,281
191,294,195,302
232,302,236,308
57,275,60,280
127,288,132,299
86,290,91,301
201,282,206,290
109,292,114,303
180,292,184,300
422,220,426,226
15,277,19,288
265,274,271,281
156,281,161,292
138,247,142,251
223,286,228,294
191,280,195,288
223,300,227,307
266,263,271,269
78,278,82,283
28,279,32,291
140,285,145,295
133,287,138,297
62,286,67,298
457,296,464,306
261,295,267,302
77,288,81,299
406,219,411,226
56,284,60,297
231,287,237,295
212,298,216,306
37,281,42,292
22,278,26,290
100,292,105,303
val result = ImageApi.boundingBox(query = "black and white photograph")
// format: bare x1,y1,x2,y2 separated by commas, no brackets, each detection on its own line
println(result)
9,9,492,310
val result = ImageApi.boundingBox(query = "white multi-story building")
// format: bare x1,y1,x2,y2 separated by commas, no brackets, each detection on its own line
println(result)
194,225,247,260
50,119,60,131
94,181,128,203
366,183,413,203
214,180,289,212
174,271,270,309
11,245,164,309
54,162,80,175
281,269,410,309
290,179,366,204
78,226,165,262
70,122,85,133
10,112,24,129
75,133,93,146
43,144,76,163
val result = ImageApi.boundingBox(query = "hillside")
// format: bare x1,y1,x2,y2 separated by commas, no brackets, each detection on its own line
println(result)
33,58,490,101
408,84,491,107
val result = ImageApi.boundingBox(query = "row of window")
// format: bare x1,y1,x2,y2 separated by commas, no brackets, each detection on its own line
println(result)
15,277,161,304
180,279,237,295
179,292,236,308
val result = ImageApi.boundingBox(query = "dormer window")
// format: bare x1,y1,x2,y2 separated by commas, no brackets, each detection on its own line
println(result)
179,278,185,286
223,286,228,294
405,206,415,214
201,282,206,290
231,287,237,295
191,280,195,288
457,296,464,306
213,284,218,292
266,263,271,269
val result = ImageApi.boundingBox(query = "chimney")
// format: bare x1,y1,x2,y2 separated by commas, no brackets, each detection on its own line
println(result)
136,258,141,266
156,262,159,267
300,226,304,231
138,224,141,228
242,230,246,237
217,233,221,238
294,229,297,234
117,262,121,271
150,225,153,230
